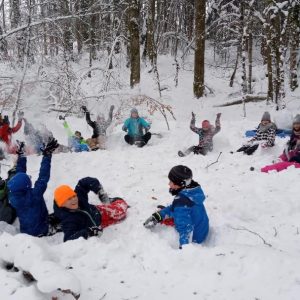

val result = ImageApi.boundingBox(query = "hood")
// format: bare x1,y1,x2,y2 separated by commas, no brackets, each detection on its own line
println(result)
7,173,32,193
179,182,205,205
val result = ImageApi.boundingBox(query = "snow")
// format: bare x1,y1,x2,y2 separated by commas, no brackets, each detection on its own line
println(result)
0,53,300,299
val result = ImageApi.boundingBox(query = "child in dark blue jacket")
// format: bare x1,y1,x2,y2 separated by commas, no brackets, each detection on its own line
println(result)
53,178,128,242
144,165,209,248
7,138,59,236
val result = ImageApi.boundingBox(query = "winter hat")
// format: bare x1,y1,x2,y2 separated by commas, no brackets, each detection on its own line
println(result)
202,120,210,129
7,173,32,193
130,108,138,116
54,185,76,207
261,112,271,122
168,165,193,187
293,114,300,125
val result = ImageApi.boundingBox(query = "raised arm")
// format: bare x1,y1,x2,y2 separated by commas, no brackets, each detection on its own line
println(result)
214,113,221,135
11,119,22,133
190,113,201,134
75,177,102,206
63,121,73,137
33,155,51,197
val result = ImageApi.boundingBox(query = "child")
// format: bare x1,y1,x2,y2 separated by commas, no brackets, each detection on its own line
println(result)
53,178,129,242
81,105,114,150
261,114,300,172
178,112,221,157
23,118,44,154
63,120,89,152
237,112,276,155
122,108,151,147
144,165,209,248
7,138,59,236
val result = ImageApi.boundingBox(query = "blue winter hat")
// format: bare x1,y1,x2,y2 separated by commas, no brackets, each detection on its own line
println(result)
7,173,32,193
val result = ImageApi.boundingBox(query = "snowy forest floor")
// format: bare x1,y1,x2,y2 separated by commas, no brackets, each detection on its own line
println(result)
0,54,300,300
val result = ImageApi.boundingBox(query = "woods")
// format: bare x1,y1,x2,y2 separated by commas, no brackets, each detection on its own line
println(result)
0,0,299,110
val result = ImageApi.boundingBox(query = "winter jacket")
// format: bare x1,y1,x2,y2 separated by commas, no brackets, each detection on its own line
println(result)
190,117,220,149
279,132,300,162
122,117,150,138
7,155,51,236
63,121,89,152
86,110,113,138
159,181,209,247
249,122,276,147
53,177,102,242
0,119,22,146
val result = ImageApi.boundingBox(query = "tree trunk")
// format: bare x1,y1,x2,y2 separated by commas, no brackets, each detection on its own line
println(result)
128,0,140,88
193,0,206,98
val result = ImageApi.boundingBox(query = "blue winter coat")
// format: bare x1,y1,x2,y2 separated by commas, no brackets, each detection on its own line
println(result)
159,181,209,247
53,177,102,242
122,117,150,137
7,155,51,236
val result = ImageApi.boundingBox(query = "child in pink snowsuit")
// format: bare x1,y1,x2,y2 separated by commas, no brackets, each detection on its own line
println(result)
261,114,300,173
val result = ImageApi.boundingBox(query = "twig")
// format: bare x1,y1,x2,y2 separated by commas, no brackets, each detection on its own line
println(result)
99,292,107,300
273,227,278,237
229,226,272,247
205,152,222,169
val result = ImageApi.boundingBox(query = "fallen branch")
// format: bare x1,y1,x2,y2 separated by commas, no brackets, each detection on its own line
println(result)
205,152,222,169
229,226,272,247
214,95,267,107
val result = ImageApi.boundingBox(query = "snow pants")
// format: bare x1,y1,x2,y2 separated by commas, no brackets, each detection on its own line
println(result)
124,132,151,147
261,161,300,173
87,136,107,150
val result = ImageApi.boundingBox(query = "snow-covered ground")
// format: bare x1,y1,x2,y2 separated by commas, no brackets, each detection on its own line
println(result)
0,54,300,299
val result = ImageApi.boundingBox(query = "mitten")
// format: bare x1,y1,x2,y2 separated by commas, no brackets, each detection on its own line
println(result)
98,188,110,203
17,111,24,119
3,115,9,124
191,112,195,120
16,140,25,156
81,106,88,113
88,226,103,237
216,113,221,119
110,105,115,111
144,212,162,229
40,137,59,156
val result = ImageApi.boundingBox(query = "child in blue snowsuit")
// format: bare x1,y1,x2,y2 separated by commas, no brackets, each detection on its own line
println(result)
144,165,209,248
122,108,151,147
63,121,89,152
7,138,59,236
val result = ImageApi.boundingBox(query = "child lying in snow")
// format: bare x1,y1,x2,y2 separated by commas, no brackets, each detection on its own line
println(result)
178,112,221,157
53,178,128,242
237,111,276,155
261,114,300,173
144,165,209,248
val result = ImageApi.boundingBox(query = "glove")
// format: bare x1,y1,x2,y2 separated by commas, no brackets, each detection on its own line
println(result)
17,111,24,119
98,188,110,203
16,140,25,155
122,125,127,132
81,106,88,113
191,112,195,119
110,105,115,111
58,115,65,120
216,113,221,119
144,212,162,229
3,115,9,124
40,137,59,156
88,226,103,237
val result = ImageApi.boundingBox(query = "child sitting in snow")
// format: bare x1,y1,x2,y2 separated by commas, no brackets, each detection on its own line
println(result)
178,112,221,157
237,112,276,155
261,114,300,173
7,138,59,237
122,108,151,147
63,120,89,152
53,179,129,242
144,165,209,248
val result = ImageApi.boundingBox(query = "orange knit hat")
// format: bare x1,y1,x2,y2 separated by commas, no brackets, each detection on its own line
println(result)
54,185,76,207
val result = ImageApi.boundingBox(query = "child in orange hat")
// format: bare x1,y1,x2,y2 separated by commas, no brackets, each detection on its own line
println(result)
178,112,221,157
53,178,128,242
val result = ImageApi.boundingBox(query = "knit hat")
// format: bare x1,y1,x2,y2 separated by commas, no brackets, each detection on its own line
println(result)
293,114,300,125
261,112,271,122
202,120,210,129
130,108,138,116
7,173,32,193
168,165,193,187
54,185,76,207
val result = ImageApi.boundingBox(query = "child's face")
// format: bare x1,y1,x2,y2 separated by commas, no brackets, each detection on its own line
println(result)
169,181,181,190
293,123,300,131
131,112,138,119
62,196,79,210
261,120,270,126
75,132,81,138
